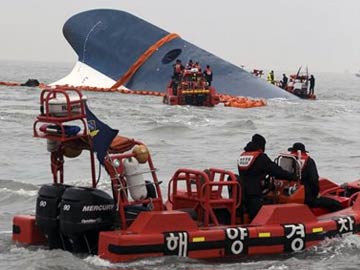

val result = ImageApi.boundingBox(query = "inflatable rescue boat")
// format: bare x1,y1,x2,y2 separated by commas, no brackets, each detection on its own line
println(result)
163,69,220,106
12,88,360,262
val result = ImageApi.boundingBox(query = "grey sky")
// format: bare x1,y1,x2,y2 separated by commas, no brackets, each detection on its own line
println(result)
1,0,359,72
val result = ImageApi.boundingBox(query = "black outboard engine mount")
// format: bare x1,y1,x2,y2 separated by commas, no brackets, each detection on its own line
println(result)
35,184,70,249
59,187,115,254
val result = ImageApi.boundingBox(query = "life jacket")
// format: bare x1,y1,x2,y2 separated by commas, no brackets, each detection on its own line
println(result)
289,151,309,172
237,150,262,171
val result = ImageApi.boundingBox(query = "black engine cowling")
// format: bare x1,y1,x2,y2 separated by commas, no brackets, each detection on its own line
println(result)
35,184,69,249
59,186,115,253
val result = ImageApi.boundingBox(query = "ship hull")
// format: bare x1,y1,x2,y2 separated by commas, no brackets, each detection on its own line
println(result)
55,9,297,99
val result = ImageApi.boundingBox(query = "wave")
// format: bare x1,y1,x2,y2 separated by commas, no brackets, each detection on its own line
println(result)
0,179,39,191
221,119,256,129
145,123,193,134
82,235,360,270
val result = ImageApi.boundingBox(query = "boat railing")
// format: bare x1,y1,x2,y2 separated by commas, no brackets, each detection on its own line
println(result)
168,168,240,227
32,87,94,185
34,88,88,141
104,141,164,230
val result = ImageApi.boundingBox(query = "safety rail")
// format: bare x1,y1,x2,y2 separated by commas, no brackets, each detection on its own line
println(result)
32,87,95,186
34,88,88,142
167,169,209,204
168,168,241,226
104,140,164,230
348,191,360,207
320,186,345,196
38,88,86,121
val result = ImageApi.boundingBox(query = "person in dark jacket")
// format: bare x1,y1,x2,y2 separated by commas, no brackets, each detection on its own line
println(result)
308,75,315,95
203,65,213,86
238,134,297,219
281,74,288,89
173,59,184,81
288,142,342,212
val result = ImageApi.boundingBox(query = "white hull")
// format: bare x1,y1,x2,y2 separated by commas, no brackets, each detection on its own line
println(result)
51,61,118,88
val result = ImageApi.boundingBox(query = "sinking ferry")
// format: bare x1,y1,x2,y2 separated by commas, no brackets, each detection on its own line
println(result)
52,9,297,100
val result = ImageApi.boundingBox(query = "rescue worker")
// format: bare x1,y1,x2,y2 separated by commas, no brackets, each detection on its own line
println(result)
238,134,297,220
169,76,179,95
308,75,315,96
267,70,275,84
194,62,202,72
186,59,194,70
203,65,213,86
281,74,288,89
288,143,342,212
173,59,184,81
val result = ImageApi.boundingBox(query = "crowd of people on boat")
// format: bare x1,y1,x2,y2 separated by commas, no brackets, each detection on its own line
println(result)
238,134,342,220
267,70,316,96
171,59,213,95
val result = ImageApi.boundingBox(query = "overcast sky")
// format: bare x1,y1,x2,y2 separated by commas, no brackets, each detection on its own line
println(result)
1,0,359,73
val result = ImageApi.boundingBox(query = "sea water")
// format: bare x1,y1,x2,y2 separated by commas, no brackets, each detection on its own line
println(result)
1,61,360,270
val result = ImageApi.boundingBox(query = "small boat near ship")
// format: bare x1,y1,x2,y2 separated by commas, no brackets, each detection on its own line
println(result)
12,88,360,263
163,68,220,106
283,67,316,100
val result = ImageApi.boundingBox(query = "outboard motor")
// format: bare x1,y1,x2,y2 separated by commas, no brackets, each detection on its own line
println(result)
59,187,115,254
35,184,69,249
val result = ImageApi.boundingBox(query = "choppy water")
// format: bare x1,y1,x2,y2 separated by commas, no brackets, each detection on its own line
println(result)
1,61,360,270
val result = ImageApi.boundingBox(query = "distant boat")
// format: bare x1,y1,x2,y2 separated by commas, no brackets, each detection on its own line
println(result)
278,66,316,100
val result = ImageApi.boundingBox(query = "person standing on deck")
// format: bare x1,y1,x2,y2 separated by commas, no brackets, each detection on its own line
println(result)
267,70,275,84
309,75,315,95
203,65,213,86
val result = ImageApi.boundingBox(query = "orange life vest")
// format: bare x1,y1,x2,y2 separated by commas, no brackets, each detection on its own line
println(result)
289,151,309,171
237,150,262,171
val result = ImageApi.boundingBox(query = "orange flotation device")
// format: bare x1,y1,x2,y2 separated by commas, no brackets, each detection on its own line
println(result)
219,94,266,109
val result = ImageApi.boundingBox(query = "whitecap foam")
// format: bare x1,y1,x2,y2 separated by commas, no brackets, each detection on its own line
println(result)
0,187,37,197
83,255,113,267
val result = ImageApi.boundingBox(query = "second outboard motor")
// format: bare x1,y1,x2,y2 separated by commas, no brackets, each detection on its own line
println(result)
59,187,115,254
35,184,69,249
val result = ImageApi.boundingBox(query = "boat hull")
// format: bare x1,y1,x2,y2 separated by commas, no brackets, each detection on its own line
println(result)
96,205,360,262
13,203,360,262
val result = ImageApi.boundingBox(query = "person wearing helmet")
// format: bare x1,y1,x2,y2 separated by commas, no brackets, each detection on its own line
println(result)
238,134,297,220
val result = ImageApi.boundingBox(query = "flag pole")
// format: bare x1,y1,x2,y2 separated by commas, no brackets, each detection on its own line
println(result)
84,114,97,188
89,137,97,188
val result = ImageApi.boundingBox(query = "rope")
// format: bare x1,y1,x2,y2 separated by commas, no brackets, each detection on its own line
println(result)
110,33,180,90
